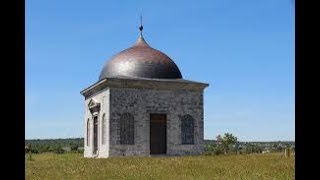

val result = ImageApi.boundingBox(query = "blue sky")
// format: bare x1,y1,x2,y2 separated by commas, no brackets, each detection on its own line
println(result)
26,0,295,141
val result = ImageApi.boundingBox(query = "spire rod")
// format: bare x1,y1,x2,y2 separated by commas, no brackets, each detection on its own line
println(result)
139,15,143,36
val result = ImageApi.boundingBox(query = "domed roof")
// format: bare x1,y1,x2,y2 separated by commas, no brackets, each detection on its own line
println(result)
99,35,183,80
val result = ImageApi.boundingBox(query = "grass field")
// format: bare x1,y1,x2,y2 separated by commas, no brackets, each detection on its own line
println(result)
25,153,294,180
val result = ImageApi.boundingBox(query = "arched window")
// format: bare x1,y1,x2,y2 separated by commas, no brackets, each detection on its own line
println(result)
181,115,194,144
120,113,134,145
87,119,90,146
102,113,106,145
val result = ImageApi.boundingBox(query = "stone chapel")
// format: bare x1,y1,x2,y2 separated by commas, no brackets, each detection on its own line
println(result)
80,26,209,158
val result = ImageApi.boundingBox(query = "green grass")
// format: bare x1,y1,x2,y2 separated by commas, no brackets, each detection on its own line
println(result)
26,153,294,180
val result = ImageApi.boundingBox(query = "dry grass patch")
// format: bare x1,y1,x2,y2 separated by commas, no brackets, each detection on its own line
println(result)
26,153,294,180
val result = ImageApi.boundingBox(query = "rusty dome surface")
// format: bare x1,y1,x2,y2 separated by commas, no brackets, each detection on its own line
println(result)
99,35,183,80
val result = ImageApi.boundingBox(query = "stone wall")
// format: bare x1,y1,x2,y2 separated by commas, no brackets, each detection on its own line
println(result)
108,88,204,157
82,78,208,158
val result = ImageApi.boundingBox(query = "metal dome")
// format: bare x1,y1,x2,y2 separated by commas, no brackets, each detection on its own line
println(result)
99,35,183,80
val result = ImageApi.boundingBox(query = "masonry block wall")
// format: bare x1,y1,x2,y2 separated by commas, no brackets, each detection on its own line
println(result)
108,88,204,157
82,78,207,158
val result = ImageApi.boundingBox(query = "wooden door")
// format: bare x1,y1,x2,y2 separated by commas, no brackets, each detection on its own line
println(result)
150,114,167,154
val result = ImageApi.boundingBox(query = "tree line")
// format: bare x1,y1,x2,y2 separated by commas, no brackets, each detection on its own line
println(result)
204,133,295,155
25,135,295,155
25,138,83,154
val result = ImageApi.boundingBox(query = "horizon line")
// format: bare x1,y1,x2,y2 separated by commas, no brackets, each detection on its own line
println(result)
25,137,295,142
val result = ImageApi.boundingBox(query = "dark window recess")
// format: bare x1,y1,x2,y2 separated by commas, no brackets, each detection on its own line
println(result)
93,116,98,154
181,115,195,144
87,119,90,146
120,113,134,145
102,114,106,144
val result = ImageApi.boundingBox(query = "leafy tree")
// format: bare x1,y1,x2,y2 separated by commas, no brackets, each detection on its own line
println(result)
216,133,238,154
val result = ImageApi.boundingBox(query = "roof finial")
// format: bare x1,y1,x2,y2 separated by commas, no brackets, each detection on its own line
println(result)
139,15,143,36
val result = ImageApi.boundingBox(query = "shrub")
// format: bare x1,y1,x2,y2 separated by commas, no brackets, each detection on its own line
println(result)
70,145,78,152
54,146,65,154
